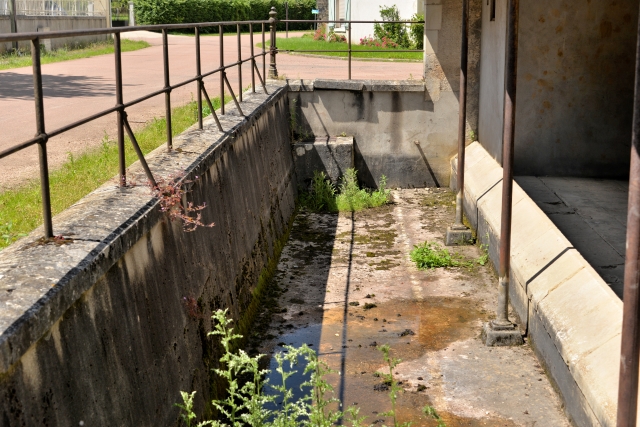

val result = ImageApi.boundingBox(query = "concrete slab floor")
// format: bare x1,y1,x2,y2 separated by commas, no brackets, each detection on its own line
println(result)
516,177,628,298
252,189,570,427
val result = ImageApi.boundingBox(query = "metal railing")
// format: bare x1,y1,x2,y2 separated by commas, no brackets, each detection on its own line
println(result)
276,19,424,80
0,10,277,239
0,0,103,16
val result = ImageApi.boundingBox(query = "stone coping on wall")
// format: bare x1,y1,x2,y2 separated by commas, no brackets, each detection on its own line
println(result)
0,81,288,374
287,79,427,92
450,142,623,427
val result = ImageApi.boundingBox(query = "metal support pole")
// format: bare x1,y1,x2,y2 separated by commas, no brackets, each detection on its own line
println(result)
195,26,203,130
348,23,352,80
444,0,472,246
10,0,17,51
220,24,225,115
162,29,172,150
482,0,523,347
31,38,53,238
237,23,243,102
617,5,640,425
250,24,256,93
262,23,266,83
285,2,289,38
114,32,126,188
268,7,278,79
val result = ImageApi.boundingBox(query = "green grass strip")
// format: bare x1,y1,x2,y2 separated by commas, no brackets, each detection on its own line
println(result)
259,35,423,61
0,39,150,71
0,96,227,249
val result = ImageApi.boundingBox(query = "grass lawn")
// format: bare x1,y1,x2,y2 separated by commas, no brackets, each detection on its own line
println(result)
259,35,423,61
0,96,227,249
0,39,150,71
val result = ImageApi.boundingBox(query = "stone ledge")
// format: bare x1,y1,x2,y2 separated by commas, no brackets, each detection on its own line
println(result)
287,79,426,92
451,141,622,427
0,82,288,374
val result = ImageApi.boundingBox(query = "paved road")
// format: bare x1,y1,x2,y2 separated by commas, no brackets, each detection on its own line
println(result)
0,31,422,189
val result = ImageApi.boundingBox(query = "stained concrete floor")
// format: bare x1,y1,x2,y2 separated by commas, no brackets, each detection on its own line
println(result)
254,188,570,426
516,177,628,298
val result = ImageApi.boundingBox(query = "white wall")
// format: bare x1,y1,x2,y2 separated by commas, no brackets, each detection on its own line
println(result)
344,0,419,43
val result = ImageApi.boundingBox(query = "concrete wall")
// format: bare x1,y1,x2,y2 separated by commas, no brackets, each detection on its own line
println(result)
0,15,107,53
477,0,638,178
0,84,296,425
451,142,623,427
288,80,456,188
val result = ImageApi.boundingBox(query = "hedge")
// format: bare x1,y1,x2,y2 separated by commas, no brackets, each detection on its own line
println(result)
135,0,316,32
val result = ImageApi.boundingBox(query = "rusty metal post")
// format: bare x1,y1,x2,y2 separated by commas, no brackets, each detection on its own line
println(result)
262,23,266,84
445,0,473,246
348,22,352,80
482,0,523,347
220,24,225,115
162,29,172,150
250,24,256,93
268,7,278,79
237,23,243,102
617,4,640,424
114,32,126,188
31,38,53,238
195,26,203,130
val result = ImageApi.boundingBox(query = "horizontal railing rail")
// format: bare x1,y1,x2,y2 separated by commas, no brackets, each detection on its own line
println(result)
0,10,425,241
277,19,424,79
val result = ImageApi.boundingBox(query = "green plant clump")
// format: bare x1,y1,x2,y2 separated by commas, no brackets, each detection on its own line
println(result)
177,309,444,427
374,5,410,48
410,242,462,270
300,168,390,213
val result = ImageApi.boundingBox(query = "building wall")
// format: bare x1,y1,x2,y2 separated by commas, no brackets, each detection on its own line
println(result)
346,0,419,43
0,15,108,53
477,0,638,178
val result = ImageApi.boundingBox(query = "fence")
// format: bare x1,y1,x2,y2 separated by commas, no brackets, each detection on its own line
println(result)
0,9,423,241
0,0,103,16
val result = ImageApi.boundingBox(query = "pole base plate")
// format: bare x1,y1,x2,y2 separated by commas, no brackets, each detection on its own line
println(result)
445,225,474,246
482,322,524,346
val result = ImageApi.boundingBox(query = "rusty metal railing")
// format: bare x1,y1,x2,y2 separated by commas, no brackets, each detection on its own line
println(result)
277,19,424,80
0,11,277,239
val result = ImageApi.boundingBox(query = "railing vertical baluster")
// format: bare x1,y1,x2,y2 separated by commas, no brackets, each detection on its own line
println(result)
237,23,243,102
250,24,256,93
195,26,203,130
220,24,225,115
31,37,53,238
114,32,126,188
262,23,266,83
348,23,352,80
162,29,172,150
268,7,278,79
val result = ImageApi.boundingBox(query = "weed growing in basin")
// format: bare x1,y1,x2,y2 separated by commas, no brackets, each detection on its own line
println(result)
152,174,215,232
177,309,443,427
410,242,462,270
423,405,447,427
301,168,390,213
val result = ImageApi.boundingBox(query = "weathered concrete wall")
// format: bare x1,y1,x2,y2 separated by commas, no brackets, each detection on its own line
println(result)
0,16,108,53
0,83,295,426
451,142,623,427
477,0,637,177
288,79,456,188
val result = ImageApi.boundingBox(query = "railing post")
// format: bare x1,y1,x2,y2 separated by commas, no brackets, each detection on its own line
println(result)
237,23,243,102
617,4,640,425
482,0,523,347
162,29,172,150
250,24,256,93
195,26,203,130
31,37,53,238
268,6,278,79
262,23,266,82
220,24,225,115
114,32,126,188
348,22,352,80
444,0,472,246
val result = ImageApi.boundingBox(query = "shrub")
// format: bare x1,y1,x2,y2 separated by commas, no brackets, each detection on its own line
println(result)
409,13,424,50
373,5,410,48
135,0,316,32
313,24,327,41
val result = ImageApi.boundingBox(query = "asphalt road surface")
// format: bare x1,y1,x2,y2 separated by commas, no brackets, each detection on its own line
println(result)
0,31,423,189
